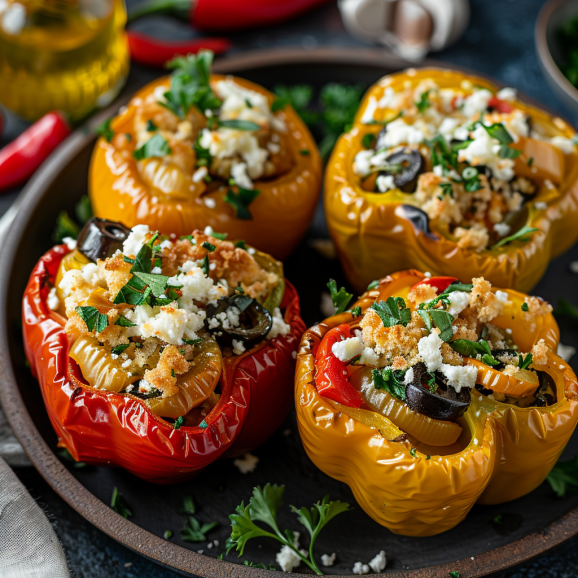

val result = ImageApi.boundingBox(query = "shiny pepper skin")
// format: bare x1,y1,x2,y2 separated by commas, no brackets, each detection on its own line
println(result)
295,270,578,536
324,68,578,294
23,245,305,483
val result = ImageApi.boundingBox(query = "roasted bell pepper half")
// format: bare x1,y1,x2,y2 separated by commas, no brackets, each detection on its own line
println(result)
89,50,321,261
23,228,305,483
325,68,578,294
295,270,578,536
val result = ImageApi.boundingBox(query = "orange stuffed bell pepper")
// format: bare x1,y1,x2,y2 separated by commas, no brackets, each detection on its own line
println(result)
295,270,578,536
325,68,578,294
89,50,321,261
23,217,305,483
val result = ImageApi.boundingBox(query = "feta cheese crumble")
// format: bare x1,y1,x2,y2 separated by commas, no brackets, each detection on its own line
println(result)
275,532,307,572
321,553,336,567
233,452,259,474
368,550,387,573
352,561,370,575
47,287,60,311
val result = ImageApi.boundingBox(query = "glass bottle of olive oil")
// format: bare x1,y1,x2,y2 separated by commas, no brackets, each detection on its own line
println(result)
0,0,129,121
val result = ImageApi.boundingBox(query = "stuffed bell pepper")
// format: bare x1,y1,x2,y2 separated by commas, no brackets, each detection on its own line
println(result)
295,271,578,536
89,50,322,261
23,218,305,483
325,68,578,294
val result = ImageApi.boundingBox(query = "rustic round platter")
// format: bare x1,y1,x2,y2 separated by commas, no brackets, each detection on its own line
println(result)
1,47,578,578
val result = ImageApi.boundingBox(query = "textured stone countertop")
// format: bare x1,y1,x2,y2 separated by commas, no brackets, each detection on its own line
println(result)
2,0,578,576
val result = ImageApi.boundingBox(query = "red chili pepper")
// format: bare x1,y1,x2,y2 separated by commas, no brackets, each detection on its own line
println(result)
488,96,513,114
0,111,70,193
314,324,363,408
411,276,459,294
23,245,305,482
126,31,232,68
128,0,333,31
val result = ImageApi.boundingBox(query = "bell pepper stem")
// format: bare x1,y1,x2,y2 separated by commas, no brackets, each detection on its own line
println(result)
127,0,191,22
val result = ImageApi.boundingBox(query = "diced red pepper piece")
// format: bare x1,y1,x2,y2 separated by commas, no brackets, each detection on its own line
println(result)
488,96,513,114
410,276,459,294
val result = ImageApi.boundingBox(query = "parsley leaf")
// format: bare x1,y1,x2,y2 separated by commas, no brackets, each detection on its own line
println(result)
228,484,350,576
114,315,136,327
450,339,499,365
75,306,108,333
428,310,455,342
111,487,131,518
372,367,406,400
201,255,209,275
547,455,578,497
361,133,376,149
490,225,539,249
484,122,513,144
218,119,260,131
132,272,171,297
415,89,431,113
235,240,247,250
145,119,157,132
180,495,197,515
224,187,261,220
95,118,114,142
181,516,218,542
350,306,362,318
162,51,221,119
53,211,80,243
133,134,172,161
111,343,130,355
498,144,523,159
521,302,529,312
202,241,216,252
367,279,380,290
518,352,533,370
370,297,411,328
114,276,149,306
327,279,353,314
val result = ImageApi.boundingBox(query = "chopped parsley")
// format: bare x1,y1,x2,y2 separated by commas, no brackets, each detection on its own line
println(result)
173,416,184,430
493,514,503,525
521,302,529,312
217,119,260,131
111,487,131,518
145,119,158,132
202,241,216,252
181,515,218,542
201,256,209,275
367,279,380,290
415,89,431,113
349,306,362,318
372,367,406,400
111,343,130,355
75,306,108,333
211,231,227,240
410,448,417,458
183,338,202,345
114,315,136,327
164,530,173,540
133,133,172,161
327,279,353,314
361,133,376,149
528,156,534,166
449,572,460,578
299,148,310,155
193,135,212,167
95,118,114,142
518,352,533,370
490,225,539,249
450,339,499,366
224,187,261,220
235,240,247,250
370,297,411,328
547,455,578,497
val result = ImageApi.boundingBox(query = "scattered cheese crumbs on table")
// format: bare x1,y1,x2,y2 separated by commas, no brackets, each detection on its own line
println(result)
352,561,370,575
321,553,336,567
368,550,387,573
233,452,259,474
570,261,578,274
276,531,307,572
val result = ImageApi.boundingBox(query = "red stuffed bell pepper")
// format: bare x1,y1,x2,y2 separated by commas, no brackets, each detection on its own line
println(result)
23,218,304,482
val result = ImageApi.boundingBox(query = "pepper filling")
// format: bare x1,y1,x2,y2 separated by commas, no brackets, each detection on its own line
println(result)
354,80,575,251
321,276,555,446
49,218,290,421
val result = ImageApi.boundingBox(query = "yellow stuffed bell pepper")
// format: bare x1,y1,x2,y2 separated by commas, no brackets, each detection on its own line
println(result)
89,50,321,261
295,270,578,536
325,68,578,294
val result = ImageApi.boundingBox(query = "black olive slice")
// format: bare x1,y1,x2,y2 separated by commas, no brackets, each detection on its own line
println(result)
399,205,437,239
405,362,471,421
531,371,557,407
379,149,424,192
77,218,131,262
204,294,272,348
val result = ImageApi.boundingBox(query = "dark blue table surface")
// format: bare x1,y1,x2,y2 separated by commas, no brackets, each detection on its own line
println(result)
5,0,578,576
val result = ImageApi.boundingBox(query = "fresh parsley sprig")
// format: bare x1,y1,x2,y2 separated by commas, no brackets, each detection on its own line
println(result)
75,306,108,333
518,352,533,370
450,338,499,366
490,225,539,249
327,279,353,314
372,367,406,400
370,297,411,328
224,187,261,220
547,455,578,497
228,484,350,576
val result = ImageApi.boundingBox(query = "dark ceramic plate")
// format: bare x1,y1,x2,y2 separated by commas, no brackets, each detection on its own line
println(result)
1,48,578,578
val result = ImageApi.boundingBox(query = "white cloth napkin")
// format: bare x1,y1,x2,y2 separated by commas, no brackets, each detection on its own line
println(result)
0,457,70,578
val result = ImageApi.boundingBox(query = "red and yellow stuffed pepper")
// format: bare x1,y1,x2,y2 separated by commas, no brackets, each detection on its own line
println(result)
325,68,578,294
89,50,322,261
295,270,578,536
23,218,305,483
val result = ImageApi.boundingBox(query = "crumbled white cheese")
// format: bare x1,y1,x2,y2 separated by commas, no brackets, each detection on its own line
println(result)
375,118,424,149
403,366,414,384
233,452,259,474
494,290,510,304
376,174,396,192
461,89,492,117
138,378,155,393
557,343,576,363
1,2,26,35
550,136,575,154
494,222,511,237
321,553,336,567
267,307,291,340
353,150,374,176
151,266,162,274
352,561,370,575
204,197,216,209
232,339,245,355
496,87,517,102
418,331,444,372
47,287,59,310
360,347,379,366
230,161,253,189
368,550,387,573
458,125,514,181
123,224,150,257
62,237,77,250
169,263,227,311
447,291,471,316
131,304,206,345
439,364,478,393
378,86,396,108
192,166,208,183
534,202,548,210
332,336,365,362
275,532,307,572
361,95,379,124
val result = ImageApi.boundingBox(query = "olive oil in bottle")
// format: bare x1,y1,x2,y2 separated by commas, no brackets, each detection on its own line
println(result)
0,0,129,121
